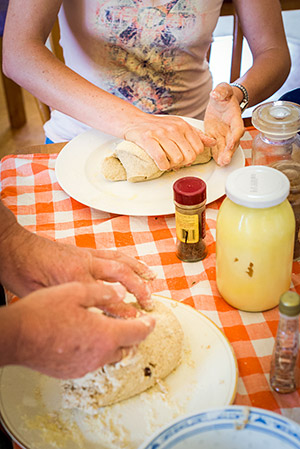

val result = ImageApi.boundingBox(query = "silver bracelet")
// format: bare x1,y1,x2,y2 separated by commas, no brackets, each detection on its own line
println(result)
231,83,249,112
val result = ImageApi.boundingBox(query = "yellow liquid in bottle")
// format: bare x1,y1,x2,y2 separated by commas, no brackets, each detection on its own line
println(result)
216,198,295,312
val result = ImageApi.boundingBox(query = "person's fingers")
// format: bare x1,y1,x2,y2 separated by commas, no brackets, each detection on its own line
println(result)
53,281,144,318
163,123,215,165
193,129,216,150
133,136,171,170
73,281,150,318
88,287,141,318
95,314,155,366
125,116,217,170
107,345,139,365
156,137,196,168
89,249,156,281
212,135,226,165
210,82,233,103
115,314,156,347
145,137,184,169
217,145,234,166
90,259,153,310
59,281,128,312
218,118,244,166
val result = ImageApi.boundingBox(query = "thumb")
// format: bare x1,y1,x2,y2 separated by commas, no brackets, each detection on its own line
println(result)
70,282,140,318
210,82,233,102
196,129,216,147
114,314,156,348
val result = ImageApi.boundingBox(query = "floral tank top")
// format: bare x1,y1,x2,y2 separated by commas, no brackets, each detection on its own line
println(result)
44,0,223,142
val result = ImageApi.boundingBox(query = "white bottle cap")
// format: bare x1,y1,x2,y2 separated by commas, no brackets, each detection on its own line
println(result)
225,166,290,208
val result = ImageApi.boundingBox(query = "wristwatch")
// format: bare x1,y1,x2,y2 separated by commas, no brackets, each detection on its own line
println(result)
231,83,249,113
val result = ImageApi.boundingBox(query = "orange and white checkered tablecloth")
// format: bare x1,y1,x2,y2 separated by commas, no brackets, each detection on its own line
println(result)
1,128,300,447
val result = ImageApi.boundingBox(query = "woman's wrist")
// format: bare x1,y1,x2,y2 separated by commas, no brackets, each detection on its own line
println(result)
231,83,249,112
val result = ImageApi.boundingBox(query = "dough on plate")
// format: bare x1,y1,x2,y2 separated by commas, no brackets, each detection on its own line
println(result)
102,140,212,183
61,299,183,413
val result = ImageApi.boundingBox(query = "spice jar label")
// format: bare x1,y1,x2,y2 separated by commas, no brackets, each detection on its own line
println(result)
175,211,199,243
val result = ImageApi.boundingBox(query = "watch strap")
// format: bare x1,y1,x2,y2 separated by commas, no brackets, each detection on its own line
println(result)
231,83,249,113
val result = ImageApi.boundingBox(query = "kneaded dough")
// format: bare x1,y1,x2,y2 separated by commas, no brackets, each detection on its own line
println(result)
102,140,212,183
61,299,184,413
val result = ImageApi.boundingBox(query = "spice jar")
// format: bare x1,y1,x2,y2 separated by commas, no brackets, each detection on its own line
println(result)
173,176,207,262
216,166,295,312
270,291,300,394
252,101,300,260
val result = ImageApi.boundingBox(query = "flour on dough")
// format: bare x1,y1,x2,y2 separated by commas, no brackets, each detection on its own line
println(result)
61,300,184,413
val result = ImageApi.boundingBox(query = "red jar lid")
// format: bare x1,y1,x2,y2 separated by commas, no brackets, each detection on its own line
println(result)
173,177,206,205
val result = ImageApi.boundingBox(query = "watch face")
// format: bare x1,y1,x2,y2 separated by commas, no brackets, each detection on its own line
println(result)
240,99,249,112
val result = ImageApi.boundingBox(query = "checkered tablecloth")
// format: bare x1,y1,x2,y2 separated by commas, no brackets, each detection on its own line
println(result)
1,128,300,448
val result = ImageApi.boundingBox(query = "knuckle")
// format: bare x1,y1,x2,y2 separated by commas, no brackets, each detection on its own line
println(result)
173,152,184,164
144,129,155,139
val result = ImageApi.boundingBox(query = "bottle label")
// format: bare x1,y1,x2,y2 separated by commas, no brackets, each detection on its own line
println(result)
175,211,199,243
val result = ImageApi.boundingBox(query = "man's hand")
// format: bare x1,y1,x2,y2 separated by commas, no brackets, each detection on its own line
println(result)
3,282,155,379
0,210,155,311
204,83,245,166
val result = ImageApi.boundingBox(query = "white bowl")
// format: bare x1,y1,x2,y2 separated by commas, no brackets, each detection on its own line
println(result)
138,406,300,449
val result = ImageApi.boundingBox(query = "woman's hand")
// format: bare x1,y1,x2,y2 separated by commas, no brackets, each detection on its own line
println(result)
3,282,155,379
204,83,245,166
123,114,216,171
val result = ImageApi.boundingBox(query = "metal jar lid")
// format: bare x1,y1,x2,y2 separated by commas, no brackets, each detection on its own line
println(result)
252,101,300,139
279,291,300,316
173,176,206,206
225,166,290,208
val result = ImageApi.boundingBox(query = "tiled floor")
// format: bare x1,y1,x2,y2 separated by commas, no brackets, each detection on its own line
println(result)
0,10,299,159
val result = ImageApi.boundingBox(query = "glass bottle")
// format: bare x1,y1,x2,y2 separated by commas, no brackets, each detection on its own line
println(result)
252,101,300,260
216,166,295,312
173,176,207,262
270,291,300,394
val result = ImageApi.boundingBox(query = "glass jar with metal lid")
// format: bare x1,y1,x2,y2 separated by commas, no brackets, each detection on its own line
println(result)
252,101,300,260
216,166,295,312
270,291,300,393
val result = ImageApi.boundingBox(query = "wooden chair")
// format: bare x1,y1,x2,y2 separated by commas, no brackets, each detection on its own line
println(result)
0,0,26,129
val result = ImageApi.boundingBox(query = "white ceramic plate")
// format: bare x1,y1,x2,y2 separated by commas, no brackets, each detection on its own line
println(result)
55,117,245,216
138,406,300,449
0,296,237,449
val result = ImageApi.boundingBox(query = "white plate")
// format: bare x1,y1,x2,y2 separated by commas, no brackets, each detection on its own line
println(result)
55,117,245,216
138,406,300,449
0,296,237,449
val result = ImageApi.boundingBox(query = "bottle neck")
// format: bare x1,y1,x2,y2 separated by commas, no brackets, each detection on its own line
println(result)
174,200,206,211
278,312,300,331
260,134,297,145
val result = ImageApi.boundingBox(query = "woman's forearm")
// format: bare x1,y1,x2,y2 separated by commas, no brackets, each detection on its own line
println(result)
233,0,291,107
234,49,291,108
3,40,146,140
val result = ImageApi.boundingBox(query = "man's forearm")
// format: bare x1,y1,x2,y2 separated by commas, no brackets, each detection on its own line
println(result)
0,200,19,244
0,200,31,292
0,304,20,367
